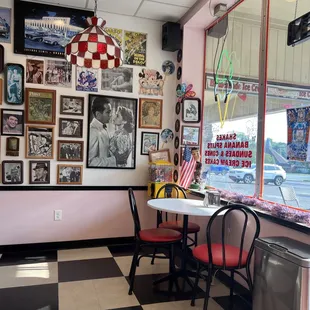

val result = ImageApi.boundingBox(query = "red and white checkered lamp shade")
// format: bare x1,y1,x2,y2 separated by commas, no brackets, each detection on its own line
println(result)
65,17,123,69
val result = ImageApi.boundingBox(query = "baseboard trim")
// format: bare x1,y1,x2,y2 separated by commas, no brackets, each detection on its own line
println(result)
0,236,135,253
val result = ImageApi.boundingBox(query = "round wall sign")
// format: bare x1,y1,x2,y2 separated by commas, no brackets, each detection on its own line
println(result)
177,49,182,63
174,136,179,149
162,60,175,75
175,119,180,132
174,153,179,166
175,102,180,115
177,67,182,80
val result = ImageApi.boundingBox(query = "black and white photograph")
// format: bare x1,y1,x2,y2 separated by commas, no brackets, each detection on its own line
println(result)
44,60,72,88
0,7,11,44
29,161,50,184
2,160,23,184
182,98,201,123
26,59,44,84
57,164,82,185
101,67,133,93
87,94,137,169
60,95,84,116
1,109,24,136
58,140,84,162
59,118,83,138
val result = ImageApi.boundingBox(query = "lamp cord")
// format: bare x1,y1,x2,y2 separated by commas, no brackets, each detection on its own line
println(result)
94,0,98,16
294,0,299,19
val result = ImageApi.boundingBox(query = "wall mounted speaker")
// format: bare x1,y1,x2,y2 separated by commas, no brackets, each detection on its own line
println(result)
162,22,182,52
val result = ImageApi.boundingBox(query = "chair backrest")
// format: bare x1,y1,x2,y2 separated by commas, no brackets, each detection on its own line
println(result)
128,188,141,237
279,186,300,208
206,203,260,269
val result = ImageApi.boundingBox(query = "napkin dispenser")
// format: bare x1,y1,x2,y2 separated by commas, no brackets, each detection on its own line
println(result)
204,190,221,207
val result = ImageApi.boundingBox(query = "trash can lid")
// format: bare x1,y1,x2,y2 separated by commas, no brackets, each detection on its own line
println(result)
255,237,310,268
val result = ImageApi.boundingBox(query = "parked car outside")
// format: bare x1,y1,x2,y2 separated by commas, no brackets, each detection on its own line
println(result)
229,164,286,186
209,164,230,175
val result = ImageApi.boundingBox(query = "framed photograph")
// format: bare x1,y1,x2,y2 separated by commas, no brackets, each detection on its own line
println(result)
29,161,50,184
182,98,201,123
45,60,72,88
5,63,24,105
60,95,84,116
141,132,159,155
101,67,133,93
58,140,84,162
139,98,162,129
87,94,137,169
26,59,44,84
1,109,24,136
57,164,83,185
59,118,83,138
2,160,23,184
14,0,93,58
181,126,200,146
25,88,56,125
0,8,11,43
76,67,98,92
0,78,3,104
0,45,3,73
26,125,54,159
6,137,20,156
148,149,171,163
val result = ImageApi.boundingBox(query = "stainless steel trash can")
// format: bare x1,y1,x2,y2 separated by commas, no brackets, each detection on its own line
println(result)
253,237,310,310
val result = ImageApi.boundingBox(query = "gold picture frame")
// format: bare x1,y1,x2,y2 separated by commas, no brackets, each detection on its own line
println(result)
148,148,171,163
57,164,83,185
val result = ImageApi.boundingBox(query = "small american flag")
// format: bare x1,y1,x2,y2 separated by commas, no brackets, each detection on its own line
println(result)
179,145,196,189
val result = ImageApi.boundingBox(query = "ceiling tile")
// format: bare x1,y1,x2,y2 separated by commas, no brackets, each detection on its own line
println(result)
88,0,143,15
147,0,198,8
37,0,88,9
136,1,188,22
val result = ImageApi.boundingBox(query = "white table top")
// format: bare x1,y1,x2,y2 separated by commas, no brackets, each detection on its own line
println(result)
147,198,222,217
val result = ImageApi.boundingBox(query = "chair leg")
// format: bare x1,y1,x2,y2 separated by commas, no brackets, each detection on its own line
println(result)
203,266,213,310
230,270,235,309
246,264,253,293
194,232,198,247
191,262,200,306
128,242,140,295
168,244,175,294
151,248,157,265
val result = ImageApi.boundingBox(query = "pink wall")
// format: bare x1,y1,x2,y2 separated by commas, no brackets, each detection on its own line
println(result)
0,190,156,245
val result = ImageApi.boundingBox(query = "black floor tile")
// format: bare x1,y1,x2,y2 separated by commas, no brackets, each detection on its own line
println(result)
0,250,57,266
0,283,58,310
213,295,252,310
108,244,168,257
58,257,123,282
126,273,205,305
108,307,143,310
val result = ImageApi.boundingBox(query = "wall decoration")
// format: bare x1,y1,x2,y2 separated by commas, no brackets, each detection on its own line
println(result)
177,49,182,63
182,98,201,123
124,31,147,66
2,160,23,184
45,60,72,88
176,83,196,103
104,27,123,46
181,126,200,146
175,102,180,115
0,45,4,73
161,128,174,144
177,67,182,80
0,78,3,104
139,98,162,129
5,63,24,105
149,149,171,163
29,161,50,184
76,66,98,92
14,0,92,58
174,153,179,166
26,125,54,159
174,136,179,149
101,67,133,93
26,59,44,84
6,137,19,156
141,132,159,155
60,95,84,116
175,119,180,133
1,109,24,136
0,8,11,43
25,88,56,125
162,60,175,75
59,118,83,138
57,164,82,185
138,69,164,96
87,94,137,169
58,140,84,162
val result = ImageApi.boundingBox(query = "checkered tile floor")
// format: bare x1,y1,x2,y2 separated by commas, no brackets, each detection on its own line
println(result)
0,244,252,310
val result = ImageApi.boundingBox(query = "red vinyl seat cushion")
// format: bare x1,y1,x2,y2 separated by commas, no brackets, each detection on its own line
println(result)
159,220,200,234
193,244,249,268
139,228,182,243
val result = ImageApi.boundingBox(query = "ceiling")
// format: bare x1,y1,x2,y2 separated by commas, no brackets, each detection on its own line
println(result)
34,0,199,22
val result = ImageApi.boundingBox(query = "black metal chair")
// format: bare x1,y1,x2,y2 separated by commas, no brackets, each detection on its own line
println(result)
191,203,260,310
151,183,201,265
127,188,182,295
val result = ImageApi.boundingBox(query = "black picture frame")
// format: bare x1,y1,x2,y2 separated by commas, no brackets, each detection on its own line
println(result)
140,132,159,155
5,63,24,105
87,94,138,169
59,118,83,138
29,161,50,184
182,98,201,123
6,137,20,156
1,109,24,136
0,44,4,73
14,0,93,59
2,160,24,184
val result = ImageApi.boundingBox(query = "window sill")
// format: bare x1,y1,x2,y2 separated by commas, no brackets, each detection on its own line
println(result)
189,189,310,235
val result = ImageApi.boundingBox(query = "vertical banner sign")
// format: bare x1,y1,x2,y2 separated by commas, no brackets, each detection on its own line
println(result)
287,107,310,161
124,31,147,66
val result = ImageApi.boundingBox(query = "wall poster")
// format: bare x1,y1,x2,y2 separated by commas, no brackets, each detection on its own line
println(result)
104,27,123,47
124,31,147,66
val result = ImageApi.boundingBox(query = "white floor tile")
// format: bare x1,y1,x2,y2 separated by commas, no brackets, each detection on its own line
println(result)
58,247,112,262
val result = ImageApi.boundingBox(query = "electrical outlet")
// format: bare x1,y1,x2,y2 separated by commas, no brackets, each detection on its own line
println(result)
54,210,62,221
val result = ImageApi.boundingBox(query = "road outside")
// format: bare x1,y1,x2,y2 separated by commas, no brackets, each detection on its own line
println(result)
207,173,310,210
